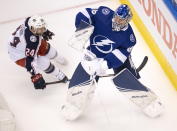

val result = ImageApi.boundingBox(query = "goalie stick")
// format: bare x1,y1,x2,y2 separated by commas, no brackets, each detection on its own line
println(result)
101,56,148,78
45,56,148,86
45,79,70,86
137,56,148,72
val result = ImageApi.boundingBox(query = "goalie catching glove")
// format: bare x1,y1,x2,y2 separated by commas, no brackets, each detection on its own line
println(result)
31,73,46,89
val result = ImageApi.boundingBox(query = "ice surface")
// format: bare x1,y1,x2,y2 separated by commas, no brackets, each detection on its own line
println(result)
0,0,177,131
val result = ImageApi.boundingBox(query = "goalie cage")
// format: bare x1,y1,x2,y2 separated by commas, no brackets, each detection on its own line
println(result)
0,92,15,131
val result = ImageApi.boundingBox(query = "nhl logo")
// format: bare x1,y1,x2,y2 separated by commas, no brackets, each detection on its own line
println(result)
30,35,37,42
102,8,110,15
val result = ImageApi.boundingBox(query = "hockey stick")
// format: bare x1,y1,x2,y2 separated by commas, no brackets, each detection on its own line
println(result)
136,56,148,72
45,56,148,85
45,79,70,86
101,56,148,78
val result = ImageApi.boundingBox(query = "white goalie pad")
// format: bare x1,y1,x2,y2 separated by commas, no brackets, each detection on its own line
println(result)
112,69,164,118
68,20,94,52
60,82,96,121
142,98,164,118
60,63,97,121
0,93,15,131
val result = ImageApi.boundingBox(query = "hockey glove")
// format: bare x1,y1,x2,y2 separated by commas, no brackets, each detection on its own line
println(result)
81,58,108,76
31,73,46,89
42,30,55,41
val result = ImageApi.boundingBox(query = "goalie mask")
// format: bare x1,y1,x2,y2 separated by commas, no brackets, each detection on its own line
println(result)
28,15,47,35
112,4,132,31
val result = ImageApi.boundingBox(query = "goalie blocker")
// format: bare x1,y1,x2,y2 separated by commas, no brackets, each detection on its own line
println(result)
112,69,164,118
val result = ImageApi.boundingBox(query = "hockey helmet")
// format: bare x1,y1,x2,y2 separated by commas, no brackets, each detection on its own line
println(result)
112,4,132,31
28,15,47,35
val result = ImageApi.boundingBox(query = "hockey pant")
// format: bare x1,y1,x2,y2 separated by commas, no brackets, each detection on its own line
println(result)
16,45,66,80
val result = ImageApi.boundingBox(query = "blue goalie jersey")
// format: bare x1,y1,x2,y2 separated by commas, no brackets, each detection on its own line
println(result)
75,6,136,69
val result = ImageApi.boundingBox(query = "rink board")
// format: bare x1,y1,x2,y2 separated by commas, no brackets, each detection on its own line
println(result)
119,0,177,89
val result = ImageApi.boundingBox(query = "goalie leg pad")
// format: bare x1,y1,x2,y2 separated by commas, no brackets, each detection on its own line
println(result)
142,98,164,118
69,63,95,88
61,63,97,120
61,83,96,121
112,69,164,117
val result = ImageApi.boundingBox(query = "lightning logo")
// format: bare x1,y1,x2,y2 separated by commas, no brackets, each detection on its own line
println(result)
93,35,115,54
93,39,114,46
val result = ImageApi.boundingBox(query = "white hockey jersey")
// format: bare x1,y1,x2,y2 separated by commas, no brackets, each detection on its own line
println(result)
8,18,42,62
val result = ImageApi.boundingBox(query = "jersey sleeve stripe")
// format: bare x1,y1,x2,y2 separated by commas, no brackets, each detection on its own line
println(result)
112,49,127,63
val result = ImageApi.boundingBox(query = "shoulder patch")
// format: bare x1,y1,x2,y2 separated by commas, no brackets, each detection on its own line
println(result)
102,8,110,15
30,35,37,43
130,34,135,42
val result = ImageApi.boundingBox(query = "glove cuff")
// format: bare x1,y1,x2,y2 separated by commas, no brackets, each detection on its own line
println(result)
31,73,42,83
101,60,109,70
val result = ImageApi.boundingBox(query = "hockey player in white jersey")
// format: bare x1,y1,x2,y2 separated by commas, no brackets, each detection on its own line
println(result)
8,15,68,90
61,4,164,120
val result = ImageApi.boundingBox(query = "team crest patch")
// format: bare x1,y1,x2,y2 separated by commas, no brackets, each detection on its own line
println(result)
130,34,135,42
30,35,37,42
102,8,110,15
